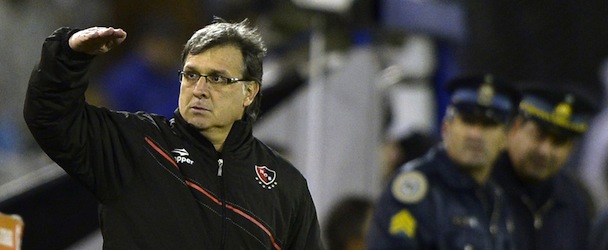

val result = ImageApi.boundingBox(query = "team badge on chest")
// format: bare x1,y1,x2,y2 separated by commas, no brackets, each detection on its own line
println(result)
255,165,278,189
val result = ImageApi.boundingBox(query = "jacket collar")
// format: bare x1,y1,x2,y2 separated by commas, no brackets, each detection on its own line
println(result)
171,111,254,154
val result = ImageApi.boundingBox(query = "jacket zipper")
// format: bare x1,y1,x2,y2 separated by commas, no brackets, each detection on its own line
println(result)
217,158,226,249
217,158,224,177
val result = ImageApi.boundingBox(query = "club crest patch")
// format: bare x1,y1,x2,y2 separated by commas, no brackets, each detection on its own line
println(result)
255,165,277,189
391,171,428,204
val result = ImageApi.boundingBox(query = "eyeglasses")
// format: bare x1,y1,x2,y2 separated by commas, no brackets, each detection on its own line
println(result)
178,70,250,86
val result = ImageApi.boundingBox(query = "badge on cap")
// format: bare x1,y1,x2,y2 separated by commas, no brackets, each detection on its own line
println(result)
553,94,574,125
391,171,428,204
477,75,495,106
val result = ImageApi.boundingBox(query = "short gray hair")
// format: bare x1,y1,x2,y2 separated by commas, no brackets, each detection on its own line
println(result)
181,17,267,121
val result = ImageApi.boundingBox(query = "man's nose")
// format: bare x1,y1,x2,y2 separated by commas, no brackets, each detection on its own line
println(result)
466,123,485,138
192,77,210,98
536,138,554,155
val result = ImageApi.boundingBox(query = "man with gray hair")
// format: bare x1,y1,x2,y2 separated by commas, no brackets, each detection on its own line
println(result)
24,19,324,249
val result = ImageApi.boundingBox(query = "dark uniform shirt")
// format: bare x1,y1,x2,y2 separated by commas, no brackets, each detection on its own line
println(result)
492,153,592,250
590,210,608,250
367,146,514,249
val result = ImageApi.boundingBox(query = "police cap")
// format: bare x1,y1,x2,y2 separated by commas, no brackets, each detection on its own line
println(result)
445,74,519,124
517,81,601,137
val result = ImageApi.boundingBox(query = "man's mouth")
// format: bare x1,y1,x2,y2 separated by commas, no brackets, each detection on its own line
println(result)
190,105,210,113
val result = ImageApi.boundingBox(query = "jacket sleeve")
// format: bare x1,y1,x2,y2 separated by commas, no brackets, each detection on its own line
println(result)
285,179,325,250
366,187,424,249
366,169,439,249
23,27,144,201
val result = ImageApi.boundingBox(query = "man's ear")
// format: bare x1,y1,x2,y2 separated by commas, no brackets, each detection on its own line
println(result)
440,119,449,140
243,82,260,107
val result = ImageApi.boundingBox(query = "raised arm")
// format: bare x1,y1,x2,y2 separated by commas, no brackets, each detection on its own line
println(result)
23,27,137,200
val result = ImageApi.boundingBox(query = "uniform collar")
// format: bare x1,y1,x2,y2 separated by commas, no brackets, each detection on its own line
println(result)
433,146,490,190
493,153,569,206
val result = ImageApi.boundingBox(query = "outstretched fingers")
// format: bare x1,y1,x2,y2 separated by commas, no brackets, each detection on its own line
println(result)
68,27,127,55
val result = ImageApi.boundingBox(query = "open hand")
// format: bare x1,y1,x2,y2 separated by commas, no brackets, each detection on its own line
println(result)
68,27,127,55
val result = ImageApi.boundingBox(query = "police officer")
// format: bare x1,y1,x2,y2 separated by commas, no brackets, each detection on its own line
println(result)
492,82,600,250
367,74,519,249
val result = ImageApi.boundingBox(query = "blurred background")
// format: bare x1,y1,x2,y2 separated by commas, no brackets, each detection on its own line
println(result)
1,0,608,249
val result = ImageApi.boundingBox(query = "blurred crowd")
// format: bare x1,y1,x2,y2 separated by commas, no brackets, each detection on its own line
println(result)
3,0,608,249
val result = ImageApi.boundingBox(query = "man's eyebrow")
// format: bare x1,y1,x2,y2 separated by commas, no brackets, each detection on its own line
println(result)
182,65,231,76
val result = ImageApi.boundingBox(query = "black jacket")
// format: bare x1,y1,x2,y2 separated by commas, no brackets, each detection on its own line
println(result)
492,152,592,250
24,27,324,250
367,146,514,249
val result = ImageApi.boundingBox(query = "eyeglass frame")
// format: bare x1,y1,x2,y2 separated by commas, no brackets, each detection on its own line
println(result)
178,70,251,86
